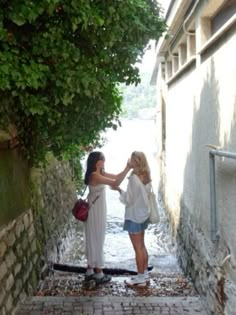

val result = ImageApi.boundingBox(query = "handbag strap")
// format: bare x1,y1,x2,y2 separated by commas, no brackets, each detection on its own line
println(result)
81,185,87,196
91,195,99,204
82,185,99,205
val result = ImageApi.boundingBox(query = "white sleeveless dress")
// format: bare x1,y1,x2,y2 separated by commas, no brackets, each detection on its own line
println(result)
84,184,107,268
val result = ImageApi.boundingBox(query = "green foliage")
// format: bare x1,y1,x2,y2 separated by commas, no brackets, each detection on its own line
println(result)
120,68,157,119
0,0,166,171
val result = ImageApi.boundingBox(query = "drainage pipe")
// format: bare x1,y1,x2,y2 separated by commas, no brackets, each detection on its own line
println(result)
209,149,236,241
183,0,201,36
168,0,200,55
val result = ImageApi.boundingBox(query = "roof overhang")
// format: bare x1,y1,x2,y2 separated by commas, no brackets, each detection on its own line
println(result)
151,0,197,85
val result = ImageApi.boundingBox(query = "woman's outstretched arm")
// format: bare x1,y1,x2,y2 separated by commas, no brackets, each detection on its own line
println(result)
89,166,130,187
104,160,131,185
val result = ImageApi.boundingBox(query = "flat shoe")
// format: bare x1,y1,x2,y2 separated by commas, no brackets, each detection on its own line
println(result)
125,277,147,287
84,274,95,282
94,274,112,284
131,275,150,281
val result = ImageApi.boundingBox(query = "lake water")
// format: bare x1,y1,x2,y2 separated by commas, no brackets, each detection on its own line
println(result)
61,119,176,271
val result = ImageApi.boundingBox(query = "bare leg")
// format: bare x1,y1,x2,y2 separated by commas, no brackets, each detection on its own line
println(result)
143,231,148,271
129,231,147,274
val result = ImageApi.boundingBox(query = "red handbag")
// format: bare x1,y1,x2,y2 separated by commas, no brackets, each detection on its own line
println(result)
72,198,90,221
72,185,99,222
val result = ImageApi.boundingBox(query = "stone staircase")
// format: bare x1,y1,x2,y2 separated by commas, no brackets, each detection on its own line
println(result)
16,254,209,315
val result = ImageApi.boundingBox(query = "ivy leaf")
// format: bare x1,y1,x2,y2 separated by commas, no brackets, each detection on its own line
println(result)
10,14,26,26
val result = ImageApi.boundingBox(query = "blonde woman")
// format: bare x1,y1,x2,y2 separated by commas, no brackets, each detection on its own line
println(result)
115,151,152,287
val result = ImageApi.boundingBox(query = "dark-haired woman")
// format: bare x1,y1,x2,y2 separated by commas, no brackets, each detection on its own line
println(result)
84,151,131,284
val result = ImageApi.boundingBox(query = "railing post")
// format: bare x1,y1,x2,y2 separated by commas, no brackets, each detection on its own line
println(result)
209,152,218,241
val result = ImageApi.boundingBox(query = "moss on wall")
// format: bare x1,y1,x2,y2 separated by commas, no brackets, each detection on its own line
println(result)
0,149,30,227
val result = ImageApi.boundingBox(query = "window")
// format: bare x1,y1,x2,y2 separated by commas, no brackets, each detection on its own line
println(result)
212,1,236,34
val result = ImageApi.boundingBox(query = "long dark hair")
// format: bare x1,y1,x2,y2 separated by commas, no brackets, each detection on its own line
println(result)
84,151,104,185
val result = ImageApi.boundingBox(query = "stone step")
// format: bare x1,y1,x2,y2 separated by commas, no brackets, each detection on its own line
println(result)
16,295,208,315
34,270,197,298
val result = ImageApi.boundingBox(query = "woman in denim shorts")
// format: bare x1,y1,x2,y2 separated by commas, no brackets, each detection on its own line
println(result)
115,151,152,287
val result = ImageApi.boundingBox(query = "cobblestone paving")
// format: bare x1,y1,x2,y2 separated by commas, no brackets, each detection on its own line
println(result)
16,270,208,314
16,296,208,315
34,271,197,297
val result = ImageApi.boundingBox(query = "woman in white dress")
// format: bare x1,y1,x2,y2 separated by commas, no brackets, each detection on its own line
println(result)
115,151,151,287
84,151,131,284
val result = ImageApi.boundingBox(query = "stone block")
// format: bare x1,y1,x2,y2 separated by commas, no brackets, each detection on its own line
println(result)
27,282,34,295
22,255,27,266
19,291,27,303
23,214,30,230
0,261,8,282
14,263,22,276
0,228,6,242
22,235,29,251
12,305,20,315
33,253,39,265
30,270,39,288
15,221,25,238
28,209,34,225
27,261,33,274
31,240,37,254
13,279,23,299
16,243,23,258
23,268,30,284
5,293,13,312
0,241,7,258
5,273,14,292
28,224,36,241
5,249,16,269
0,287,6,305
4,231,16,247
1,306,6,315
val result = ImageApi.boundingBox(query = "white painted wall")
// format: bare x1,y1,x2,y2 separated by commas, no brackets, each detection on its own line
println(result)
164,22,236,264
154,1,236,312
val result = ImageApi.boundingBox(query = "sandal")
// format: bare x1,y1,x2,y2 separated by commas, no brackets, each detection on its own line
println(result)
84,274,95,282
94,274,112,284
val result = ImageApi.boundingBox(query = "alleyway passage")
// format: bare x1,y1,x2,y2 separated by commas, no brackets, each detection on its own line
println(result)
16,254,208,315
16,120,208,314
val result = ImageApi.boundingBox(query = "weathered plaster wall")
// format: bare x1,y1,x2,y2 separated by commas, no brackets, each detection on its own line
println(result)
159,19,236,315
0,155,77,315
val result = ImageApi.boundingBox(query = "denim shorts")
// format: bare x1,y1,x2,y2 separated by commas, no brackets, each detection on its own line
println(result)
123,219,149,234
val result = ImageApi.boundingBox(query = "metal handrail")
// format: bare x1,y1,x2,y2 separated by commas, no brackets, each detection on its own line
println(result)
209,148,236,241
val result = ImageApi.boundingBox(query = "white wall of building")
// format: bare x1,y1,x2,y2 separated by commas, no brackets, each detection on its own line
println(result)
165,19,236,261
155,0,236,313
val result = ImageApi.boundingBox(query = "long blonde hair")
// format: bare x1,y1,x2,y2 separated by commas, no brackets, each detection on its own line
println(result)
131,151,151,184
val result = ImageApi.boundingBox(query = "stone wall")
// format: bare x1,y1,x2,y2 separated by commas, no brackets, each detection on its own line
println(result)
31,159,77,263
0,210,39,315
176,201,236,315
0,159,77,315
